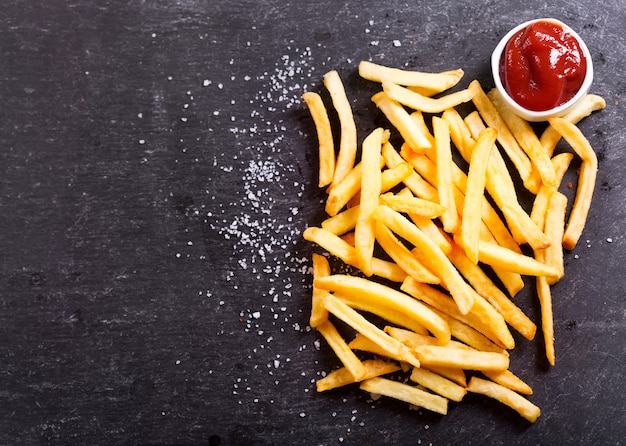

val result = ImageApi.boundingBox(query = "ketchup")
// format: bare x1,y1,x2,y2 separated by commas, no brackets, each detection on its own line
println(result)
499,20,587,111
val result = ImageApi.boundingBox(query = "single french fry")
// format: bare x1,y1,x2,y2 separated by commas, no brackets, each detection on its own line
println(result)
482,370,533,396
542,191,568,284
540,94,606,156
302,91,335,187
355,128,384,275
360,377,449,415
460,127,496,263
338,293,430,336
321,205,360,235
317,320,366,380
410,367,467,402
373,205,475,315
381,162,414,193
467,377,541,422
447,242,537,341
385,325,469,351
310,253,331,327
478,241,559,278
316,359,401,392
370,258,409,283
488,88,557,188
315,274,450,343
383,81,474,113
323,70,357,187
325,162,364,216
372,92,432,152
536,273,555,366
348,333,420,367
380,192,445,218
421,365,467,387
413,345,509,371
469,80,533,187
548,117,598,250
359,60,463,92
374,222,441,284
433,116,459,233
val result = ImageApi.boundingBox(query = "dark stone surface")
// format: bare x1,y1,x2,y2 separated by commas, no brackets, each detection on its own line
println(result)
0,1,624,444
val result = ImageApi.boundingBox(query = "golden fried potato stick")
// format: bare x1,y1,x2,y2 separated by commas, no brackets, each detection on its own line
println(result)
535,273,555,366
373,205,475,315
467,377,541,423
302,91,335,187
488,88,557,189
338,293,430,336
548,117,598,250
379,192,445,218
460,127,496,264
315,274,450,343
413,345,509,371
478,241,559,277
316,359,401,392
359,60,463,92
542,191,568,284
374,222,441,284
372,92,432,152
303,227,407,282
323,70,357,187
540,94,606,156
355,128,384,275
382,81,474,113
360,376,449,415
310,253,331,328
410,367,467,402
321,205,360,235
349,333,422,367
384,325,472,351
433,116,460,233
482,369,533,395
469,80,534,191
316,320,366,381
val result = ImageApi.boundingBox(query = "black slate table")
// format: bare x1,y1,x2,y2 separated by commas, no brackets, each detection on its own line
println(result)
1,1,624,445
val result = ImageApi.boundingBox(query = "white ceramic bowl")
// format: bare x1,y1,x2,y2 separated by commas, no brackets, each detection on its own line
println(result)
491,18,594,122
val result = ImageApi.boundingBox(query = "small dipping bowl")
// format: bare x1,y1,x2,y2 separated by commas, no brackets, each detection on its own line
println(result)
491,18,594,122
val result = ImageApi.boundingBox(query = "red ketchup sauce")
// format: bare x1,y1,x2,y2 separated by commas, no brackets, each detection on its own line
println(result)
499,20,587,111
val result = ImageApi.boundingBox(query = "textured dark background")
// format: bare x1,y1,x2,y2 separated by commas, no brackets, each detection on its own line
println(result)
1,1,624,445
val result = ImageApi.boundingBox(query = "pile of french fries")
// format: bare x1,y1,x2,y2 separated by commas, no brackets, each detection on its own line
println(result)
302,61,604,422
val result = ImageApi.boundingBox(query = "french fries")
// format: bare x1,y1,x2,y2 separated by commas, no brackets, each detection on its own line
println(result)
302,61,603,423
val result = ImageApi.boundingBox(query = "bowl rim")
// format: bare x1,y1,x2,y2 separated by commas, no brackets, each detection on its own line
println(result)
491,18,594,122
